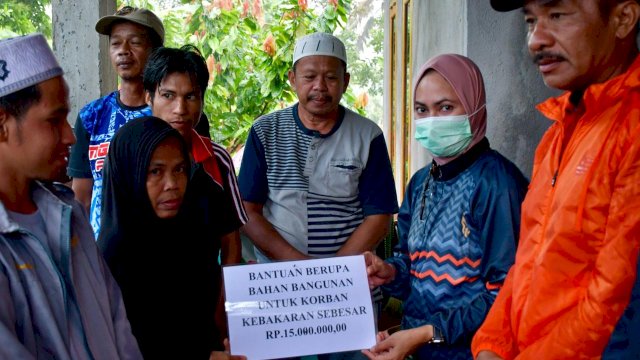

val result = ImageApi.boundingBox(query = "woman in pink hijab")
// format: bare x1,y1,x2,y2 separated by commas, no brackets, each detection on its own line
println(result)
363,54,528,360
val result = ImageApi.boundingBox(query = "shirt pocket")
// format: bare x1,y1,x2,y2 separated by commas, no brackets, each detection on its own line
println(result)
323,159,363,198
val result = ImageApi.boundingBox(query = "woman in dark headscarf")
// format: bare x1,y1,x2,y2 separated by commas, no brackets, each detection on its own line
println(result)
98,116,242,360
363,54,529,360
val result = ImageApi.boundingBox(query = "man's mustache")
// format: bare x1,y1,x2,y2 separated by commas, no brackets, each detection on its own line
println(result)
532,52,566,65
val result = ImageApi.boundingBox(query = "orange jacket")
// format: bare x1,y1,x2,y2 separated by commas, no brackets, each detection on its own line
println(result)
472,56,640,359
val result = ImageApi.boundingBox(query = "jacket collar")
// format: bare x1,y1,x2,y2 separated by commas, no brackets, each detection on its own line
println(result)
537,54,640,123
0,182,69,234
431,137,490,181
0,203,19,234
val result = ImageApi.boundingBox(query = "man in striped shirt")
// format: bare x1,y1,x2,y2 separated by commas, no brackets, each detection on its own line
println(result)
239,33,397,275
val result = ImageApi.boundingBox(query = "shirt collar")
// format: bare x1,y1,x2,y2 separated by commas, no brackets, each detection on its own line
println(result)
537,54,640,123
292,103,346,138
189,129,224,188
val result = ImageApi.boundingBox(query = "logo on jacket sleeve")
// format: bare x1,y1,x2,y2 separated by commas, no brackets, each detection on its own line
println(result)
576,155,594,175
16,263,34,270
461,215,470,238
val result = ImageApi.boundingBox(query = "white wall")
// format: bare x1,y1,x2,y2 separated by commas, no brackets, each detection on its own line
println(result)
385,0,558,185
466,0,557,177
409,0,468,176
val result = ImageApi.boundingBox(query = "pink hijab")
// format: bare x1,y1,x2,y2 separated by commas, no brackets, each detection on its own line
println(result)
413,53,487,165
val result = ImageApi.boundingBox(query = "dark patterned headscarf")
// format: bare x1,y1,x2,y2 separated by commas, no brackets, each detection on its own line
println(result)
98,116,189,249
97,116,223,358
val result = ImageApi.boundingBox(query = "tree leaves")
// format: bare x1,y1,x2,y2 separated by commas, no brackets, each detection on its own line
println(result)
181,0,356,151
119,0,367,153
0,0,52,38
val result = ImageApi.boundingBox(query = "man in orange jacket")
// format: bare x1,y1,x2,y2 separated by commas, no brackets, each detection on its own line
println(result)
473,0,640,359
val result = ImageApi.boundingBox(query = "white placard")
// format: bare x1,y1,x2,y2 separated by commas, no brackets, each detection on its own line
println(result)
223,255,376,360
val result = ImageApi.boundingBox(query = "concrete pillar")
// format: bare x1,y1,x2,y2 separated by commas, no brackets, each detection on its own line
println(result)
52,0,117,126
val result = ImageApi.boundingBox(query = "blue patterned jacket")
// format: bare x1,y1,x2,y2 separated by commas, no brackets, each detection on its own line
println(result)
383,139,528,359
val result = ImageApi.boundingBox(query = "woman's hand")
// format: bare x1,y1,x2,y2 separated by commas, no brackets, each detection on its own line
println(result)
362,326,431,360
363,251,396,289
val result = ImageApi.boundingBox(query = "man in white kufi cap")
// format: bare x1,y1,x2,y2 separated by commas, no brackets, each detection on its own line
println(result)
0,33,142,359
238,32,399,358
292,32,348,65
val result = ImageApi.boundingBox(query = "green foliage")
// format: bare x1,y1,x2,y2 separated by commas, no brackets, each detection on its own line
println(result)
2,0,379,154
0,0,51,39
181,0,356,153
341,15,383,97
119,0,368,153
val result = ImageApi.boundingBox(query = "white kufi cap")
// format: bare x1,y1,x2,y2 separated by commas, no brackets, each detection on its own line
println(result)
0,33,63,98
293,32,347,66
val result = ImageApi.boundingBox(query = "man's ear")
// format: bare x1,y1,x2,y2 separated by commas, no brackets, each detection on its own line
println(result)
144,91,153,107
0,109,10,142
613,0,640,39
343,72,351,94
288,69,296,89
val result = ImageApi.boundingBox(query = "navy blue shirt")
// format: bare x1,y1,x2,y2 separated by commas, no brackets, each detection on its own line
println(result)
384,139,528,359
239,104,398,261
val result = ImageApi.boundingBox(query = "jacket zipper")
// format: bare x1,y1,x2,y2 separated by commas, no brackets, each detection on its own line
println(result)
60,205,96,360
520,119,569,328
20,229,69,305
20,209,95,360
551,169,559,187
542,119,573,234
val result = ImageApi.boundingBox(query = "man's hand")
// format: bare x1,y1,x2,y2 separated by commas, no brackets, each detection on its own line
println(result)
220,231,242,265
71,178,93,212
476,350,503,360
242,201,311,261
336,214,391,256
208,339,247,360
363,251,396,289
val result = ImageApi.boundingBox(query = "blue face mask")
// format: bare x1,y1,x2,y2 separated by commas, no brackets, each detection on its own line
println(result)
413,106,483,157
